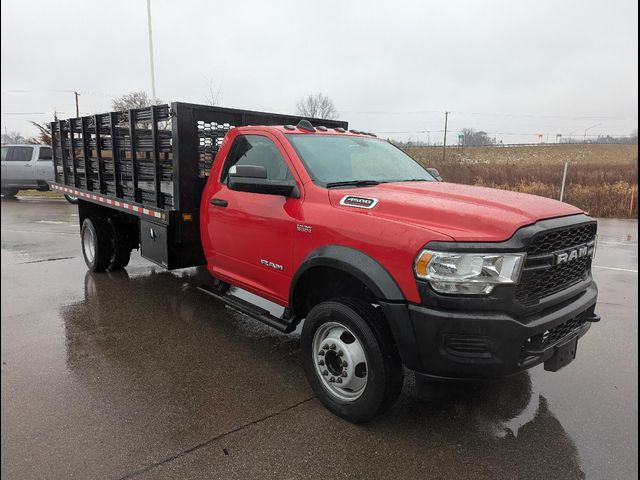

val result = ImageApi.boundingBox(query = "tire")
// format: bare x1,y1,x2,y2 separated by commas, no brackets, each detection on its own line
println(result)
108,220,132,271
81,217,115,272
109,245,131,271
64,194,79,204
1,188,18,198
301,297,404,423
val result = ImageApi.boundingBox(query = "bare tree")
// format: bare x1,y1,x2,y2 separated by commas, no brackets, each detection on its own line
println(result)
1,131,30,144
111,91,163,111
296,93,338,119
205,79,221,106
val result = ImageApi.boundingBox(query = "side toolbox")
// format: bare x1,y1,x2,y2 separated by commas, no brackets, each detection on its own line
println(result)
140,215,207,270
140,219,170,268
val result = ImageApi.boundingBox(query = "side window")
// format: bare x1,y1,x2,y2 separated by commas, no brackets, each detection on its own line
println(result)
9,146,33,162
221,135,292,184
1,146,10,161
38,147,52,160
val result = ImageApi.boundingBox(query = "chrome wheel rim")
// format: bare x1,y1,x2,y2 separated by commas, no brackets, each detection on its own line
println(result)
312,322,368,401
83,227,96,264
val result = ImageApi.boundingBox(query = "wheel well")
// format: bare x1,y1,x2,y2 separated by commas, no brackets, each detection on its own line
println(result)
292,266,377,320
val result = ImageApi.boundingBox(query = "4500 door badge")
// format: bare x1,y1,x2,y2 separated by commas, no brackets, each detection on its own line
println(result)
339,195,379,209
261,259,284,271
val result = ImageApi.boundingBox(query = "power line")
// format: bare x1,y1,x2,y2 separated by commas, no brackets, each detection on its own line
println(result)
2,90,637,121
1,89,74,94
1,89,117,98
374,129,634,137
450,110,637,120
340,109,638,120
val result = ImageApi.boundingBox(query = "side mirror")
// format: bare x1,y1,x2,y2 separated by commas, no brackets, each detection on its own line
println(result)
228,165,300,198
426,167,443,181
230,165,267,179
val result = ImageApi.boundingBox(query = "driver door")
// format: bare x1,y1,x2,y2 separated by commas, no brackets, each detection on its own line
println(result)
205,133,300,303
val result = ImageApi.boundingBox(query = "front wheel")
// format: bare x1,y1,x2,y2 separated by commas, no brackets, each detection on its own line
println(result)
301,297,404,423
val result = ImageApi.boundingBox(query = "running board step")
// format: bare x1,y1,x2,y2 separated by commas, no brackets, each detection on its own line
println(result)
197,284,296,333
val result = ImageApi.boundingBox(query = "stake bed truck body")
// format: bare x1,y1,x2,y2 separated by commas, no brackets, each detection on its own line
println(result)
50,102,600,422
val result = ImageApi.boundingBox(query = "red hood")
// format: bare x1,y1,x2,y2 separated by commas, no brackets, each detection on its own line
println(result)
328,181,583,241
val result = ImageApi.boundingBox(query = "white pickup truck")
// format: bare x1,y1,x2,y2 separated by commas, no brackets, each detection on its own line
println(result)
1,144,77,202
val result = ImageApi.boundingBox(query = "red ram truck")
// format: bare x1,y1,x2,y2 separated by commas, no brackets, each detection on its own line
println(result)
50,103,600,422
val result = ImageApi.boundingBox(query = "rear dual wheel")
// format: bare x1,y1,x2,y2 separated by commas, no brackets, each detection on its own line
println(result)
81,217,132,272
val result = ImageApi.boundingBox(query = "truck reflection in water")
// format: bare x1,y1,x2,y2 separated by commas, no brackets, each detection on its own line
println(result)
411,374,584,479
60,268,584,479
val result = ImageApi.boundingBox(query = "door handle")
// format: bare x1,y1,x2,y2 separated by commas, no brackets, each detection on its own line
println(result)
24,163,32,167
210,198,228,207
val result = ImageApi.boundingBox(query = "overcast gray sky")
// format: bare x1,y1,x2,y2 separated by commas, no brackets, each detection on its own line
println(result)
1,0,638,143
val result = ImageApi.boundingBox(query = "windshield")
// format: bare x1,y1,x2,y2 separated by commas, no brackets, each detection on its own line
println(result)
286,134,436,186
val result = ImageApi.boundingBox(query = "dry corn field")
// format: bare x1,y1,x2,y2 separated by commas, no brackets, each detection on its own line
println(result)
406,144,638,218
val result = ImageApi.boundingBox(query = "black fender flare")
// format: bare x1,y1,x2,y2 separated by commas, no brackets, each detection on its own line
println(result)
289,245,405,305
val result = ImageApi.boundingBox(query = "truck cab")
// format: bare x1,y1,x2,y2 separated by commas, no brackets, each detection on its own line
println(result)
199,123,599,421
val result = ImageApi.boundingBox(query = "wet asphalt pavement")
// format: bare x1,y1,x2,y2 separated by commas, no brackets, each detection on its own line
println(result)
1,197,637,480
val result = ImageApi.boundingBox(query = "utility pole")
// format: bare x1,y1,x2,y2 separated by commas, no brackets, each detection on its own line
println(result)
442,111,449,162
147,0,157,102
584,123,601,143
74,91,80,117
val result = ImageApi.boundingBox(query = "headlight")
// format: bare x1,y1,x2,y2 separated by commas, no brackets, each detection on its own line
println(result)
414,250,526,295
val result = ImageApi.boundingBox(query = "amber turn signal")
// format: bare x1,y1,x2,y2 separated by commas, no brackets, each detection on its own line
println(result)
414,251,433,278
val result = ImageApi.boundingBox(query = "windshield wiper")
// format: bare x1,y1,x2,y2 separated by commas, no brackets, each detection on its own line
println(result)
325,180,382,188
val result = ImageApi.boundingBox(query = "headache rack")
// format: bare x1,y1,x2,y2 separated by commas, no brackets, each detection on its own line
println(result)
50,102,348,268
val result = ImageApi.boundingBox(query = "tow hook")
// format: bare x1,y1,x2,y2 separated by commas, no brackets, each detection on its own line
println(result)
585,313,601,323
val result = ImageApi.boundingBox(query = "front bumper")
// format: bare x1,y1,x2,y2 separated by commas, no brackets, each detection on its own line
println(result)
380,282,598,379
